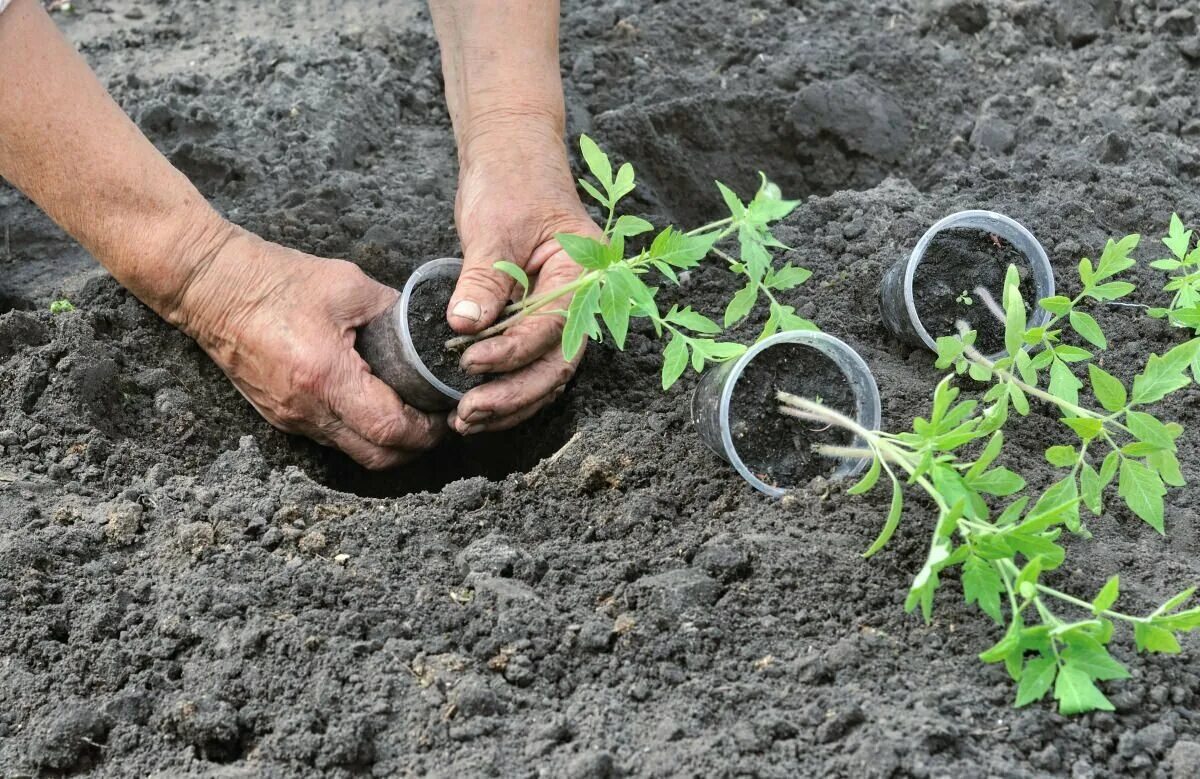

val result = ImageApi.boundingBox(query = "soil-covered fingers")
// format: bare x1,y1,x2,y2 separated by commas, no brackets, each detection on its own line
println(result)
327,352,445,454
451,349,575,433
459,250,582,374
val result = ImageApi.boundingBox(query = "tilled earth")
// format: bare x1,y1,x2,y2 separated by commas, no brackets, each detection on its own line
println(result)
4,0,1200,776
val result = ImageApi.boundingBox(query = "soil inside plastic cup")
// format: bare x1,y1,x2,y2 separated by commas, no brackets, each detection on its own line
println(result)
727,341,857,490
910,227,1036,354
406,275,486,393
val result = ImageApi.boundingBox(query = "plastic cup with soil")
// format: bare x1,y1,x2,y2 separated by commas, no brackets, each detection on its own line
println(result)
356,257,482,413
879,210,1055,358
691,331,882,497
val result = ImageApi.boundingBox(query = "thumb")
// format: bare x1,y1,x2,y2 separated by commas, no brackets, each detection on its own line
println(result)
448,239,518,335
332,263,399,328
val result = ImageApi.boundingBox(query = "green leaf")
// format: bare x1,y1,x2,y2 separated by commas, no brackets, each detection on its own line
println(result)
1004,279,1027,357
969,468,1025,497
1009,383,1030,416
1134,623,1181,654
492,260,529,297
557,233,615,270
1088,364,1127,412
1165,213,1192,259
1054,664,1115,714
1088,281,1136,301
561,282,602,361
649,227,716,269
1126,410,1176,449
666,306,721,334
962,555,1004,624
597,277,631,350
724,283,758,327
848,456,881,496
1039,295,1074,316
767,263,812,291
612,162,635,200
577,178,609,208
1062,635,1130,681
1053,345,1093,363
1153,587,1197,617
1045,445,1078,468
1093,576,1119,614
1132,340,1200,404
863,479,903,558
579,134,613,189
1015,656,1057,707
738,229,772,282
1118,459,1166,533
661,335,689,390
1061,417,1103,440
1070,311,1106,349
1049,359,1083,408
1094,234,1139,280
715,181,746,219
612,214,653,241
1080,463,1103,515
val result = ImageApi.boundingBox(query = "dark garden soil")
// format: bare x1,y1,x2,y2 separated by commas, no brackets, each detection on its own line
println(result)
407,275,485,393
912,228,1032,354
4,0,1200,776
728,343,856,489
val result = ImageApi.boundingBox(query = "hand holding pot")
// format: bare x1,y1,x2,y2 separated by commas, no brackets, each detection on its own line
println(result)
172,228,445,469
446,125,602,435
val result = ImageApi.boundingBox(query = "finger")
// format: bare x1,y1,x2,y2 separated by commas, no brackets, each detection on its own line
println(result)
328,351,446,452
325,259,400,327
448,240,518,334
318,417,417,471
459,252,581,374
453,349,575,426
452,383,567,435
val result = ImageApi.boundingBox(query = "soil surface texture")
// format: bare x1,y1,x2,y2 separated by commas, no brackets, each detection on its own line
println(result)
407,275,485,393
913,228,1032,354
4,0,1200,777
728,343,856,489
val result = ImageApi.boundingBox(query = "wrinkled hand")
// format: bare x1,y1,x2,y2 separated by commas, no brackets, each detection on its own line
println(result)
171,227,444,469
446,124,602,435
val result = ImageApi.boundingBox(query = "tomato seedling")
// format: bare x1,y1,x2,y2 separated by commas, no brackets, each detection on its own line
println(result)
1148,213,1200,332
445,136,814,389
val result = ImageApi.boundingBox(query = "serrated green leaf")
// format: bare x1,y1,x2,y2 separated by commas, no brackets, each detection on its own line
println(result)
612,214,653,241
1165,214,1191,259
1132,352,1193,405
1126,410,1175,449
970,468,1025,497
1015,656,1057,707
1061,417,1103,440
1134,622,1181,654
557,233,615,270
661,335,689,390
648,226,717,269
962,555,1004,624
767,263,812,290
1054,664,1114,714
715,181,746,219
1070,311,1106,349
1062,635,1130,681
1118,459,1166,533
667,306,722,335
562,282,602,361
1094,234,1139,280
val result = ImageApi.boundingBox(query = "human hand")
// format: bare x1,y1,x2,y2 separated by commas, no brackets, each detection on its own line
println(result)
446,121,602,435
168,226,444,469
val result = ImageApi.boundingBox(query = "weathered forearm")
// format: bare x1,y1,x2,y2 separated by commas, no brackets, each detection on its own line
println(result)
0,0,230,321
428,0,565,160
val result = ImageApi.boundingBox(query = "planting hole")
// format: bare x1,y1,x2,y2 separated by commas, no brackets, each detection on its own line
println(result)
912,228,1034,354
310,405,575,497
728,342,855,489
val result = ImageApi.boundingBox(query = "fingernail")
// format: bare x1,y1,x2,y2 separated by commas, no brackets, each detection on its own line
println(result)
451,300,481,322
461,409,493,423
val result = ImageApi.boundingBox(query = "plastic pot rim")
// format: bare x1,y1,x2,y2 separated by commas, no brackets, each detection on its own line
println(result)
396,256,465,405
708,330,883,498
900,209,1055,357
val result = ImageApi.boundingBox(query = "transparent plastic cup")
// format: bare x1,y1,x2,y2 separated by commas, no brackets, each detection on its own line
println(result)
879,210,1055,359
690,331,882,498
356,257,464,413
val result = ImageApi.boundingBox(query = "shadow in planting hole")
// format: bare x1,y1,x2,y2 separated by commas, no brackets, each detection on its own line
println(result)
311,402,575,498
